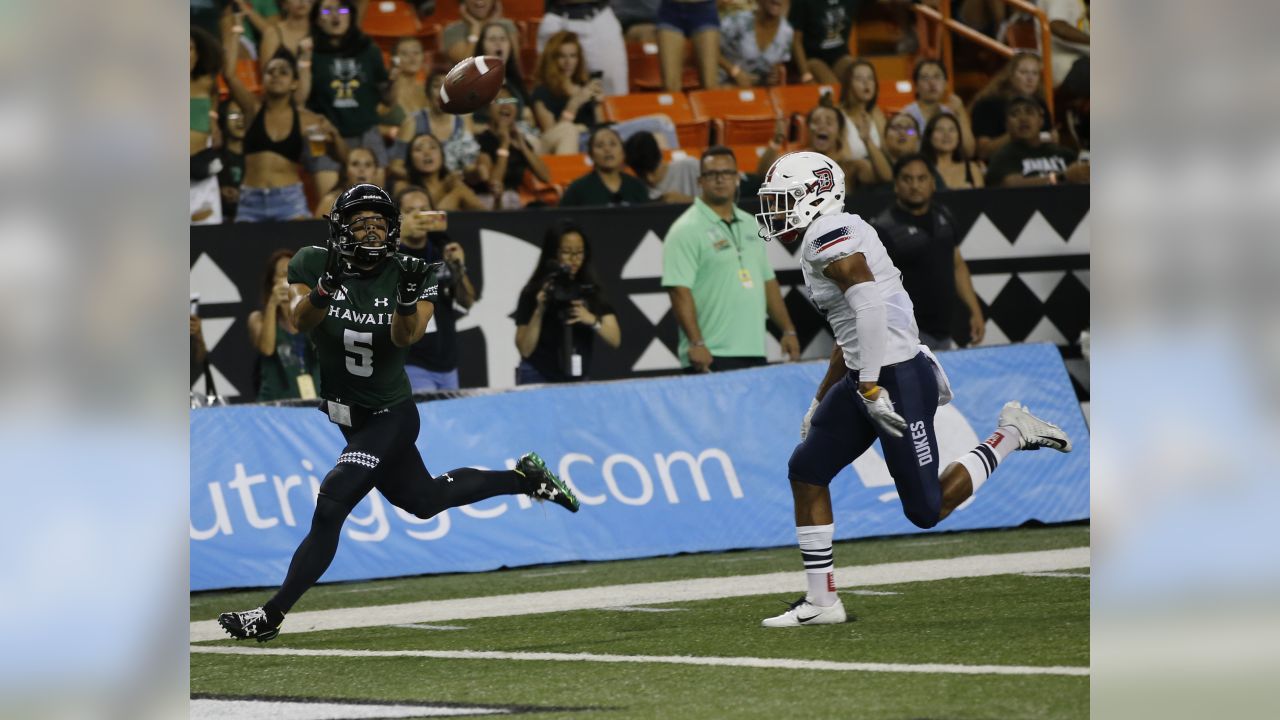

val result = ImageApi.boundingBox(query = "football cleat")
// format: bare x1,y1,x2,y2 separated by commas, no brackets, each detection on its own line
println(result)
761,596,848,628
517,452,580,513
217,607,281,643
998,401,1072,453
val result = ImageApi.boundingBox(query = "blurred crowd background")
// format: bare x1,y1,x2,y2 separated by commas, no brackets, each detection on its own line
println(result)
188,0,1092,404
189,0,1090,223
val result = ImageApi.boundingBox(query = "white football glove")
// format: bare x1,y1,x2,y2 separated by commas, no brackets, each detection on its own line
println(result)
800,398,819,440
859,386,906,438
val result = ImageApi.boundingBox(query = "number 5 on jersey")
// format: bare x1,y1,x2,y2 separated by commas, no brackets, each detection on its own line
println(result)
344,329,374,377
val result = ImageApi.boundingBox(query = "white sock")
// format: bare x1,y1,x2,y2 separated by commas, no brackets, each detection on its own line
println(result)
797,523,837,607
955,425,1023,483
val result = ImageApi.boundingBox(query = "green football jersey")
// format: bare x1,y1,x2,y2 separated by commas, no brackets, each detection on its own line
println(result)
288,246,439,410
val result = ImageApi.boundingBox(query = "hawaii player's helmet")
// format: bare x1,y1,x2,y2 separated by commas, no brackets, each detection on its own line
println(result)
756,151,845,243
327,183,401,265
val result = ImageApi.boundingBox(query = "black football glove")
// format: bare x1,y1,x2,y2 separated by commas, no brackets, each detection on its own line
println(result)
317,239,347,296
394,255,435,309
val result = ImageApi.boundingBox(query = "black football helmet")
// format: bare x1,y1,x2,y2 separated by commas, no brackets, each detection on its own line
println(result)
327,183,401,266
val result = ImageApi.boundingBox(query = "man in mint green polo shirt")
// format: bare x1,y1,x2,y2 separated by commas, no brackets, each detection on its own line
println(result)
663,146,802,372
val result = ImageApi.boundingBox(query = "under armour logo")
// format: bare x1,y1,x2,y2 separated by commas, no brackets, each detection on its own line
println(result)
442,472,454,483
374,297,389,307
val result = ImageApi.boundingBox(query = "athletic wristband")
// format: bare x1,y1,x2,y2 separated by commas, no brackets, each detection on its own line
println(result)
690,340,706,348
496,148,510,158
783,330,797,336
308,286,331,308
396,301,418,316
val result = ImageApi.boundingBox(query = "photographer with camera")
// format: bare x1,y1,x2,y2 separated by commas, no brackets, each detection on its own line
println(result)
396,186,477,391
514,220,621,384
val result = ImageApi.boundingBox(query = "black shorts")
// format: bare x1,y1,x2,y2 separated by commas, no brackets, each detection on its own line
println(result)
809,45,851,67
788,353,944,528
316,398,432,510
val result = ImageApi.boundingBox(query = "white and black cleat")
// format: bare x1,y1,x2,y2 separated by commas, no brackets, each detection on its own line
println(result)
217,607,281,643
999,401,1072,452
761,596,848,628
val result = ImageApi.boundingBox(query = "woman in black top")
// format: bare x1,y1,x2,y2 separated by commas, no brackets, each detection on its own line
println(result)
531,31,605,154
968,51,1051,161
475,87,551,209
514,220,621,384
222,19,344,222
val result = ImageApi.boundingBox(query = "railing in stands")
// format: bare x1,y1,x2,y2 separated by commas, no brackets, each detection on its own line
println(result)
909,0,1055,117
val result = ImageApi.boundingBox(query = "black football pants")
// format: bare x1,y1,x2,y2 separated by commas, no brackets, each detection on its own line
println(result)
268,399,526,613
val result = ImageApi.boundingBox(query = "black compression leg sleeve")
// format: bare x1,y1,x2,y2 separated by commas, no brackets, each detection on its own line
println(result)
266,494,351,614
397,468,528,519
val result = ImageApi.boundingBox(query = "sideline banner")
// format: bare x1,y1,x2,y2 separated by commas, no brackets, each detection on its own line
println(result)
191,186,1088,397
191,343,1089,591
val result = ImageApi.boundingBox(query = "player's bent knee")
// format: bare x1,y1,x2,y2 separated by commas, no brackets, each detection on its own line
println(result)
903,495,943,529
904,509,941,529
309,495,352,528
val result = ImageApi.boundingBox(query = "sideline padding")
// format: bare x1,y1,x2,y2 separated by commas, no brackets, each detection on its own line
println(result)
190,343,1089,591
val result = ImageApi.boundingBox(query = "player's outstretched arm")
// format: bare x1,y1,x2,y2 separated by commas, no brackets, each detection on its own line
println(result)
390,255,437,347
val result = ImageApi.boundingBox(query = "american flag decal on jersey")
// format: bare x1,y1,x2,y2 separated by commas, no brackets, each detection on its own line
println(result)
811,226,853,254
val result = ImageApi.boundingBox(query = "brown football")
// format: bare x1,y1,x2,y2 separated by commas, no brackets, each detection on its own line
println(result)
439,55,505,115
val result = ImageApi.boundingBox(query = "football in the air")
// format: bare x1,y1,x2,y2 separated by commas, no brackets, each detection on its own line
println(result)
439,55,505,115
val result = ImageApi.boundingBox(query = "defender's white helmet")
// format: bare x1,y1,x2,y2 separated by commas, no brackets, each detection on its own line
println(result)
756,151,845,243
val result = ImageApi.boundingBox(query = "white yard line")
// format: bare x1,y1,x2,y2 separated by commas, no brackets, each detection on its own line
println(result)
191,646,1088,677
392,623,469,631
190,698,504,718
1022,571,1089,579
191,547,1088,643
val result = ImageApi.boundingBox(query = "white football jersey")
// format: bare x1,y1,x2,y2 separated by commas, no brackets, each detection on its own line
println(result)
798,212,921,372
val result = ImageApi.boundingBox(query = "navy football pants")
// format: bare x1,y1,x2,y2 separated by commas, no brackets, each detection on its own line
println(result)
788,352,945,529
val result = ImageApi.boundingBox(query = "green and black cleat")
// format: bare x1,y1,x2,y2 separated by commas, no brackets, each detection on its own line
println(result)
217,607,281,643
517,451,580,513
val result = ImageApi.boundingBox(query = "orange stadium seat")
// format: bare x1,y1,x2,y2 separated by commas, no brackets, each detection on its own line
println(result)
503,0,544,21
879,78,915,116
726,144,770,171
689,88,776,145
542,153,594,188
626,42,661,92
604,92,711,148
362,0,421,37
867,55,915,115
770,84,837,119
633,39,701,91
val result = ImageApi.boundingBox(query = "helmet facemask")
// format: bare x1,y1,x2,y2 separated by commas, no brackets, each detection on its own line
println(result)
756,185,806,243
331,207,400,268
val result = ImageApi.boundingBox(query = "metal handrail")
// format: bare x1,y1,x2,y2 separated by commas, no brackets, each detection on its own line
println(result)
909,0,1055,117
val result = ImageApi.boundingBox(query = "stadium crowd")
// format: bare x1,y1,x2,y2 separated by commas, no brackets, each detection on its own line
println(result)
190,0,1089,400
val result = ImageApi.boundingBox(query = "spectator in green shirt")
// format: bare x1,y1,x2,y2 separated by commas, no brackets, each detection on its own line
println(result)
662,146,801,372
559,126,652,207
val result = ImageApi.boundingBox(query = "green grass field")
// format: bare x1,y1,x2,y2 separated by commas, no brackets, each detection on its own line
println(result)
191,524,1089,719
